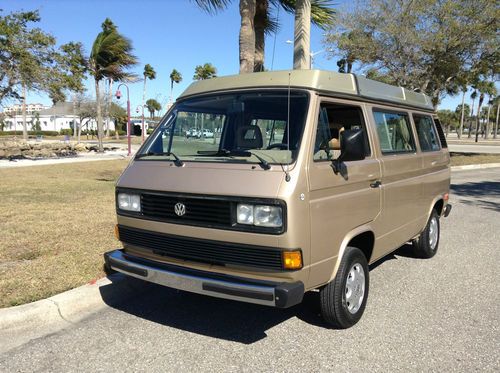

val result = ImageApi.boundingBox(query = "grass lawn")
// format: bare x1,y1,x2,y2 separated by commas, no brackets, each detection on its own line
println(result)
0,160,128,307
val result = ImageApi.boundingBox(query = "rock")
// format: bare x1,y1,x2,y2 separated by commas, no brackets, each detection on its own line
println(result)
74,143,88,152
0,150,5,158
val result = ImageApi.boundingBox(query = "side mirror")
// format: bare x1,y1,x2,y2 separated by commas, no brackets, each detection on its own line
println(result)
332,128,366,174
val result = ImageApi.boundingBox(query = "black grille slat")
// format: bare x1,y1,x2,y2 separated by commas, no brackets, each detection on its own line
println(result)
140,193,232,226
119,226,283,270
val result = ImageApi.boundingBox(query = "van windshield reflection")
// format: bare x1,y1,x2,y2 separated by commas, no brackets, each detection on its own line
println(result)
137,91,309,165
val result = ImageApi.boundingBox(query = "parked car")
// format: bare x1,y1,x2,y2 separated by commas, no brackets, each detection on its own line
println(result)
106,70,451,329
185,128,200,138
202,129,214,138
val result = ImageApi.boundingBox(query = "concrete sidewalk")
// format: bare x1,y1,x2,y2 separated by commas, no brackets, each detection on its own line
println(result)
0,150,132,169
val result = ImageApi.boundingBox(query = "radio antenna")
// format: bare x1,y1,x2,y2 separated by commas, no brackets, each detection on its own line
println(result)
285,72,291,182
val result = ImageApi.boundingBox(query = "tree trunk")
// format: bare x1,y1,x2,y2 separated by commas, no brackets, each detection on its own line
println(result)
77,117,82,143
95,79,104,152
73,98,77,141
458,90,466,139
22,84,28,140
239,0,256,74
105,79,110,138
293,0,311,70
254,0,267,72
494,104,499,139
484,102,492,139
468,96,476,138
474,94,484,143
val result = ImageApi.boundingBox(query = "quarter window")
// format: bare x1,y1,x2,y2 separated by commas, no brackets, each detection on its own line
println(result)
373,111,415,154
413,115,440,151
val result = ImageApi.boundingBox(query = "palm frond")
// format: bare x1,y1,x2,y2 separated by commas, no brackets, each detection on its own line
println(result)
276,0,335,29
192,0,232,14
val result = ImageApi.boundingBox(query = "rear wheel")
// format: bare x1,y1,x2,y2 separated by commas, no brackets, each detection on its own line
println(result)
413,210,440,259
319,246,369,328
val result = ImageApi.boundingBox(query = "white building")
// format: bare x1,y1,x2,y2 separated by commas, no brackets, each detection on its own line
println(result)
3,103,48,115
3,102,115,132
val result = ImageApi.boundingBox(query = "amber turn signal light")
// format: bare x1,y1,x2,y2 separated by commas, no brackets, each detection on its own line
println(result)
283,250,302,270
114,224,120,241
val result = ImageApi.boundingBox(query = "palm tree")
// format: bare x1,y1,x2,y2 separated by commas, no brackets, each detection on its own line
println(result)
494,96,500,139
255,0,334,71
194,0,334,72
141,64,156,141
474,81,496,142
145,98,161,119
193,63,218,80
468,90,477,138
458,86,467,139
169,69,183,104
88,18,137,152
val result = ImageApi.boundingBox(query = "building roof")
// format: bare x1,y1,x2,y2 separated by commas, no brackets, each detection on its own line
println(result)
39,101,76,116
179,70,434,111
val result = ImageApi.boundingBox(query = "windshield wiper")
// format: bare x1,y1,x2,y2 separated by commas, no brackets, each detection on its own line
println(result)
136,151,183,167
197,149,270,170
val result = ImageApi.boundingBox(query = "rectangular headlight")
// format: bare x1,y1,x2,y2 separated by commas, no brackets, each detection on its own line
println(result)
254,205,283,227
117,193,141,212
237,203,254,225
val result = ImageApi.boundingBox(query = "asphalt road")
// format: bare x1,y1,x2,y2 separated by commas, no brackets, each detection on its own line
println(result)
1,168,499,372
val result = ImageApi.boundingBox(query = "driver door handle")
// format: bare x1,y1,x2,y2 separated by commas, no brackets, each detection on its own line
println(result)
370,180,382,188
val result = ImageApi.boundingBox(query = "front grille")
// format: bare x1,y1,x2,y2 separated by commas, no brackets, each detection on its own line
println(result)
141,193,232,227
118,225,284,270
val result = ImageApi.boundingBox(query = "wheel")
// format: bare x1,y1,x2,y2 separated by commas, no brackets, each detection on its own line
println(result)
320,246,369,328
413,209,440,259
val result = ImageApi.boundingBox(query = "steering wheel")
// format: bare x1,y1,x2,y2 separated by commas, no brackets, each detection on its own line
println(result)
267,143,288,150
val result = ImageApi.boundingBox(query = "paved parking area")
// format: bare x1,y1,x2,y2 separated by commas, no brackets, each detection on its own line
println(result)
1,168,499,372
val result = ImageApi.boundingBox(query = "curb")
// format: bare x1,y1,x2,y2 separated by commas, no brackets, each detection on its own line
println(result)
0,273,147,354
451,163,500,171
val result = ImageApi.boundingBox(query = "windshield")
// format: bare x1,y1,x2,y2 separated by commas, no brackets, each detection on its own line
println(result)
137,90,309,165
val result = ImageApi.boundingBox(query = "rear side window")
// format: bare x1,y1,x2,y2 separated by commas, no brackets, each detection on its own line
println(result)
433,118,448,148
413,114,440,152
373,110,415,154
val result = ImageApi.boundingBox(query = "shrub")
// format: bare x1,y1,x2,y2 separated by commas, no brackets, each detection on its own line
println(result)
0,130,59,136
59,129,73,136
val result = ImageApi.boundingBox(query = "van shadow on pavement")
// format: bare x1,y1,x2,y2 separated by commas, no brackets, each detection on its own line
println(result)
451,181,500,212
99,276,330,344
99,244,417,344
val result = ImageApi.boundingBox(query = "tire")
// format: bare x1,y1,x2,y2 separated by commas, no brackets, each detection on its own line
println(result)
320,246,369,329
413,210,440,259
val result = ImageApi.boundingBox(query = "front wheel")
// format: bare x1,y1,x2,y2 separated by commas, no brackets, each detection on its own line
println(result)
319,246,369,328
413,210,440,259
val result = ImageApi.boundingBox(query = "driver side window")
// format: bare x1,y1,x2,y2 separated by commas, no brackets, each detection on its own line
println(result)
313,102,370,161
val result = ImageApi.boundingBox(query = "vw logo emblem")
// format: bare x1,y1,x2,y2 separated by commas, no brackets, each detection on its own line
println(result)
174,203,186,217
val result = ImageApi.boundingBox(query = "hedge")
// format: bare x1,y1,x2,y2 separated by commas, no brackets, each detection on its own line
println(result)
0,130,59,136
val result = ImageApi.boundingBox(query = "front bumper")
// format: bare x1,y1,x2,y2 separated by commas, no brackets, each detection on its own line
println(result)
104,249,304,308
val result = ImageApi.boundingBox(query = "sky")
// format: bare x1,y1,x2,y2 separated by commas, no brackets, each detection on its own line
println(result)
3,0,468,114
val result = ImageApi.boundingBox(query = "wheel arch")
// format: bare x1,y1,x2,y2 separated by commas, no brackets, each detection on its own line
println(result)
328,225,375,283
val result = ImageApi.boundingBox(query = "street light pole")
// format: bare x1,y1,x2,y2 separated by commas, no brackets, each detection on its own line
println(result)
116,83,131,156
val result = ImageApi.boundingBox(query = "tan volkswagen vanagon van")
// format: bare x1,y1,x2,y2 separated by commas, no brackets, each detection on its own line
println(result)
105,70,451,328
